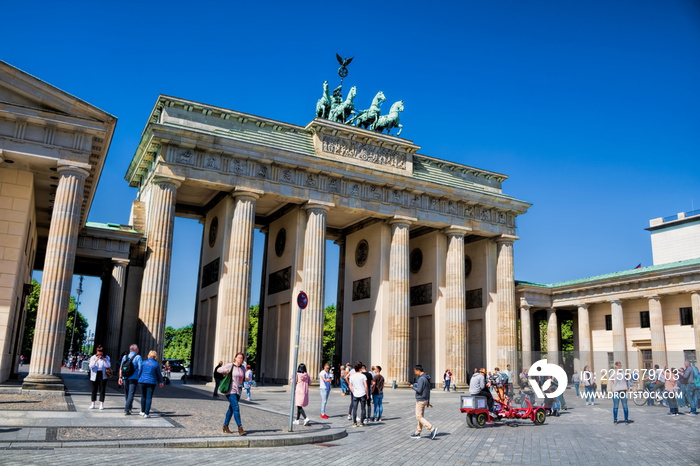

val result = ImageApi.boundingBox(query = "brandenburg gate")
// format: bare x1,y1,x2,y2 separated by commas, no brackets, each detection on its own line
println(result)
124,93,530,386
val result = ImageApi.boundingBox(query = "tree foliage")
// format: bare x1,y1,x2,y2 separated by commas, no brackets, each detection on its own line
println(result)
247,305,259,365
163,324,193,362
322,305,336,366
21,279,88,360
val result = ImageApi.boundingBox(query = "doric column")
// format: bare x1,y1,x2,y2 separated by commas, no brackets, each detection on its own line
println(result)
24,165,90,390
648,295,667,366
520,304,532,370
217,190,259,364
445,227,469,387
104,259,129,360
298,202,330,381
387,216,414,386
137,177,181,355
577,303,592,370
496,235,518,369
610,300,627,367
692,292,700,358
333,238,346,377
547,308,559,365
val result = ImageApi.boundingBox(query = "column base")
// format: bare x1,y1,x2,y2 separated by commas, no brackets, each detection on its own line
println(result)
22,374,66,392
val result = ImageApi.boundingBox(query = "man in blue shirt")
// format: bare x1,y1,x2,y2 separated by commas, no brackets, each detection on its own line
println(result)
118,344,143,415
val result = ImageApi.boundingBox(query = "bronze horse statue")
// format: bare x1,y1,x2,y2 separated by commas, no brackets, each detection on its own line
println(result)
329,86,357,123
315,81,331,119
372,100,404,136
352,91,385,129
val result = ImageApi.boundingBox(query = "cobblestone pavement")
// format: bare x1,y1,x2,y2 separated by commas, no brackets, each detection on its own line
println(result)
1,372,699,465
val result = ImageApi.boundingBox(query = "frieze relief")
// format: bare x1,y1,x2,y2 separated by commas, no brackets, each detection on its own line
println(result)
321,135,407,169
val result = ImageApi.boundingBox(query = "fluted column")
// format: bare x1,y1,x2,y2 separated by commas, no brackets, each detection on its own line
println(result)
648,295,667,366
610,300,627,367
520,304,532,370
298,202,330,381
104,259,129,360
217,190,259,363
547,308,559,365
692,292,700,358
496,236,518,369
577,304,592,370
24,165,89,389
388,216,414,386
137,177,181,356
445,227,469,387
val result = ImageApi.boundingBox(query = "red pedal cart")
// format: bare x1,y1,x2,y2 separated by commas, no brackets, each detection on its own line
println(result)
460,394,546,428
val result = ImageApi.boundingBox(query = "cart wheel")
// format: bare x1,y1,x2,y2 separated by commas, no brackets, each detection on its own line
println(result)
474,412,488,428
466,414,475,428
534,409,546,425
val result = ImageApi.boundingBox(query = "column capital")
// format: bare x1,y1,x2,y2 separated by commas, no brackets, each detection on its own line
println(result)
646,294,662,301
152,175,183,189
495,234,519,244
388,215,417,227
302,200,334,212
57,164,90,179
577,303,590,310
444,226,472,237
111,258,130,267
520,304,532,311
609,299,623,305
334,237,346,247
232,186,263,200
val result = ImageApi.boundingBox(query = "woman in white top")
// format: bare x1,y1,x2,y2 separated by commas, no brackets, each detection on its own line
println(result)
611,361,633,424
88,346,111,410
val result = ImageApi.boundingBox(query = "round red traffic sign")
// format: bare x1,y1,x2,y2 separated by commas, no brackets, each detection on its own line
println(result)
297,291,308,309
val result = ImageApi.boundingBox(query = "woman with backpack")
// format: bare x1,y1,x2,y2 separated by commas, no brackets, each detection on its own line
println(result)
217,352,247,435
137,350,164,418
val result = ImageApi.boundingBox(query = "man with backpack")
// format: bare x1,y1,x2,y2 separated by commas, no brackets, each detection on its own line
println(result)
118,344,143,415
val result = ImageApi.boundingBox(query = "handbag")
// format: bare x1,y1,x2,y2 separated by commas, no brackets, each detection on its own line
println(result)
218,371,232,393
105,367,113,378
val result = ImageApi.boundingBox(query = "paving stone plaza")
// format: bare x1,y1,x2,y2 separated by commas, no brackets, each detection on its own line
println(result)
1,370,698,465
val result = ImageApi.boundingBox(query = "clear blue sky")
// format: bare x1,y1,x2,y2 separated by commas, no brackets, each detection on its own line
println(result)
7,1,699,330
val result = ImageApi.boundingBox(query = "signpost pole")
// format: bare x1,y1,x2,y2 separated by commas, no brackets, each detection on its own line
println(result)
288,291,308,432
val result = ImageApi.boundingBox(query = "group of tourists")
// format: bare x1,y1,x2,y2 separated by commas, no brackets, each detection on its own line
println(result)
84,343,165,418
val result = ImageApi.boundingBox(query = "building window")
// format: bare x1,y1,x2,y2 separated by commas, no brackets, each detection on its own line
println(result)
607,352,615,369
680,307,693,326
605,315,612,331
640,311,650,328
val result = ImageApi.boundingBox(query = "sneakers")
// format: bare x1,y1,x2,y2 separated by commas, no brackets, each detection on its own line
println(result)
293,419,300,425
89,403,95,409
358,422,365,427
625,419,634,424
303,418,310,426
139,412,145,416
347,414,352,420
320,414,329,419
143,414,150,418
431,427,438,440
410,433,421,438
124,411,131,415
99,403,104,410
352,423,357,427
246,398,251,401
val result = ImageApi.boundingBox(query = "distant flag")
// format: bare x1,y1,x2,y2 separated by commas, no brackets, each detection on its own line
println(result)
634,263,642,269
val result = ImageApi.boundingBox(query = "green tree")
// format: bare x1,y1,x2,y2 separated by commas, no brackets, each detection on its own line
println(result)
163,324,193,361
21,279,88,360
247,305,259,365
322,305,336,365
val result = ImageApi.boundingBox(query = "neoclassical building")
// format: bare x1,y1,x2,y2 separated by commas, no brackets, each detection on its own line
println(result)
516,211,700,375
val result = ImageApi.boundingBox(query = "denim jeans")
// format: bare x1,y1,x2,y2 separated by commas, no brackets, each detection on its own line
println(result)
351,395,366,423
683,384,698,413
584,386,595,403
573,383,580,397
141,383,155,415
444,380,450,391
666,390,679,414
123,378,139,413
320,388,330,414
340,379,348,394
557,393,567,408
224,393,242,427
245,384,251,399
372,393,383,419
612,391,629,421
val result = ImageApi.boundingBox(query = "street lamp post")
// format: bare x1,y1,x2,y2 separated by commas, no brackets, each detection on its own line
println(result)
69,276,84,356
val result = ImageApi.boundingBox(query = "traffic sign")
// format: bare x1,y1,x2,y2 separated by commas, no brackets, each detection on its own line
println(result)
297,291,308,309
